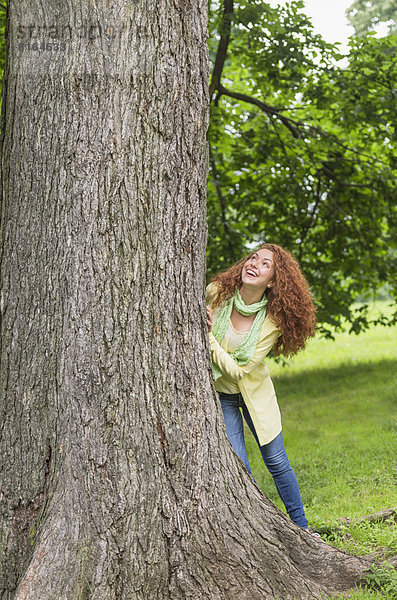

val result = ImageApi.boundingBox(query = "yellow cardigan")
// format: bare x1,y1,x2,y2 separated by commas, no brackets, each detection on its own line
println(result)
206,282,282,446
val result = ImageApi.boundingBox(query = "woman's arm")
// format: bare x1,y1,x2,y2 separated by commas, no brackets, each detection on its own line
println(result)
209,321,280,382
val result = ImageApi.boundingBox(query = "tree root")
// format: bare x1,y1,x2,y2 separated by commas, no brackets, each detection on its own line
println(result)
314,508,397,535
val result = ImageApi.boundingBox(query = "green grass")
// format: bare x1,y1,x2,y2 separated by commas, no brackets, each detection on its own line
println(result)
244,301,397,599
332,592,393,600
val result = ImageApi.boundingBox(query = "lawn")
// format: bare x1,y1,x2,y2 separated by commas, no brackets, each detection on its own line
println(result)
244,302,397,599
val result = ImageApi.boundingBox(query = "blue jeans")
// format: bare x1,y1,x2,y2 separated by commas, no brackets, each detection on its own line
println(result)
219,392,308,528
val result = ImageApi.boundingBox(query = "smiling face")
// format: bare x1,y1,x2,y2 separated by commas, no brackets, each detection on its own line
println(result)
241,248,275,292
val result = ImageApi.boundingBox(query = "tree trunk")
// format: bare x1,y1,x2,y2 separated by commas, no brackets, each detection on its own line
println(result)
0,1,373,598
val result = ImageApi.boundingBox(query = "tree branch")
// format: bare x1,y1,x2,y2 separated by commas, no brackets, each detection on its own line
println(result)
313,508,397,535
217,84,301,138
218,83,392,166
209,0,234,100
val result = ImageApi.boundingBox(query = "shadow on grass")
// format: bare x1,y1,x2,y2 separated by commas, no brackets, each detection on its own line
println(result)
272,357,397,398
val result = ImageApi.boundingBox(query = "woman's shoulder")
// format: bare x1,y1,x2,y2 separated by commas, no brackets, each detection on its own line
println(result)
205,281,220,306
262,314,281,336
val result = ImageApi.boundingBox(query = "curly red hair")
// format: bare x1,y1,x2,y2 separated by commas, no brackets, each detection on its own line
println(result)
210,243,317,357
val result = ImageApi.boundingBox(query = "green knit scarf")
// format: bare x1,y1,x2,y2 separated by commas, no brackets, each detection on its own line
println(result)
212,289,267,380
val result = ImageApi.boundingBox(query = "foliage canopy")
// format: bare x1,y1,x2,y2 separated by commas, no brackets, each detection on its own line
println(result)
346,0,397,37
207,0,396,336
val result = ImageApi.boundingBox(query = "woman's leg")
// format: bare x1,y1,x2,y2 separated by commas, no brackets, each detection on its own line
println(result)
219,393,253,475
242,403,308,528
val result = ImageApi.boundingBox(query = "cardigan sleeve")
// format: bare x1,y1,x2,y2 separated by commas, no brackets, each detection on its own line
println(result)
205,282,218,307
208,318,280,382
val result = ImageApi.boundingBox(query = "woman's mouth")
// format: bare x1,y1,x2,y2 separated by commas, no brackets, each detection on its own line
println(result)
245,268,257,278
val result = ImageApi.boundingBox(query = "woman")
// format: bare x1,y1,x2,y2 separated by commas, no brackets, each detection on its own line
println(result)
206,243,316,529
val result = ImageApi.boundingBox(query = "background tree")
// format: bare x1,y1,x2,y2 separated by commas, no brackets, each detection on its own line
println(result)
346,0,397,37
0,1,382,599
207,0,396,337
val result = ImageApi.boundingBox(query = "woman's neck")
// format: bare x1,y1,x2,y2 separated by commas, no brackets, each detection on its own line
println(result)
239,284,265,305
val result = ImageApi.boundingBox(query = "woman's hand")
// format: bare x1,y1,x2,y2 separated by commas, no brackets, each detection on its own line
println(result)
206,305,212,332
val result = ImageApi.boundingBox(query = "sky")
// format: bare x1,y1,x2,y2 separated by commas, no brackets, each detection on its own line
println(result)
299,0,355,45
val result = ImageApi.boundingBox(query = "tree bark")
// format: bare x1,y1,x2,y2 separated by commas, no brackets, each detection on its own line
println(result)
0,1,373,598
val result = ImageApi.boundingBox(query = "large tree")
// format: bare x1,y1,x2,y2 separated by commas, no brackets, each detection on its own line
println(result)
0,1,381,599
